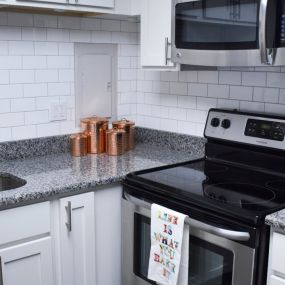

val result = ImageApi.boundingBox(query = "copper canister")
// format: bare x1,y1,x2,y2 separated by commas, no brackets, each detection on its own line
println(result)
106,128,126,156
81,117,109,154
70,133,87,157
112,119,135,151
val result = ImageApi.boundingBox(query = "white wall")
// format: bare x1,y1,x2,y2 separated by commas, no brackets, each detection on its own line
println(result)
1,12,285,141
0,12,138,142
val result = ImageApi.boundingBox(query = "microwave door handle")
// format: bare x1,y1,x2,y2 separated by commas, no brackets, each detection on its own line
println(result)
124,193,250,242
259,0,275,65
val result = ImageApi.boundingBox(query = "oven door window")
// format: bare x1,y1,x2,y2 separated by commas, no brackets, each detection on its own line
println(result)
175,0,259,50
134,214,233,285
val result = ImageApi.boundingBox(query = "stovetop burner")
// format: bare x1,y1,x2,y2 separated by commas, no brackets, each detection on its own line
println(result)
204,183,276,205
266,180,285,192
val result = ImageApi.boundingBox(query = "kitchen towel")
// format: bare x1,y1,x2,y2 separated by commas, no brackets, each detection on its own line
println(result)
148,204,189,285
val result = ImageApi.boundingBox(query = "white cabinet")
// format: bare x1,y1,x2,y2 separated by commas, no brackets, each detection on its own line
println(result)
267,232,285,285
59,192,96,285
74,0,114,8
94,185,122,285
140,0,177,69
0,237,54,285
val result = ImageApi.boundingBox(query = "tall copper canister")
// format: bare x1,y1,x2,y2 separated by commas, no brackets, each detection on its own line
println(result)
106,128,126,156
70,133,88,157
81,117,109,154
112,119,135,151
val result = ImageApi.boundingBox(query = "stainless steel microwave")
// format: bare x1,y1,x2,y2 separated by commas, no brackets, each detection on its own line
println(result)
171,0,285,66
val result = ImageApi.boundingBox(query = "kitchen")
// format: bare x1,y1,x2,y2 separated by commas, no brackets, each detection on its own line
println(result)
0,0,285,285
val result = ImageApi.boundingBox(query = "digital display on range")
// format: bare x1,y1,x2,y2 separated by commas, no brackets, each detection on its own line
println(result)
245,119,284,141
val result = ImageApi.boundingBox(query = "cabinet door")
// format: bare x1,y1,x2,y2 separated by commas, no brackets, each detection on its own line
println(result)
141,0,176,68
0,237,54,285
60,192,96,285
75,0,114,8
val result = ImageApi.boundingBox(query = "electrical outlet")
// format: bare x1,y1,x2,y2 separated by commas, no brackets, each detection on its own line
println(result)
49,102,67,121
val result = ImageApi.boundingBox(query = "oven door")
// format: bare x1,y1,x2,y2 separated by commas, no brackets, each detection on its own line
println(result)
171,0,282,66
122,193,255,285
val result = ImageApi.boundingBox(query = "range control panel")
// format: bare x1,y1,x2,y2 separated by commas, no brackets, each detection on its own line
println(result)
245,119,285,141
204,109,285,150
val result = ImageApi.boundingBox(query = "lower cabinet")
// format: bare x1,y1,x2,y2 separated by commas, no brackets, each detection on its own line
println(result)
0,237,54,285
0,185,122,285
59,192,96,285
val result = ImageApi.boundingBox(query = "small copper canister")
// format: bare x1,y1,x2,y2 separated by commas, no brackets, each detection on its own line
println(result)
81,117,109,154
70,133,87,157
106,128,126,156
112,119,135,151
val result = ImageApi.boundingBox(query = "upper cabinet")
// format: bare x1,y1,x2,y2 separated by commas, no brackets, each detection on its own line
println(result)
140,0,178,69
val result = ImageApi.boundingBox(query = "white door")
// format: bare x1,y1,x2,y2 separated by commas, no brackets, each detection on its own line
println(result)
79,54,112,119
141,0,176,69
60,192,96,285
0,237,54,285
75,43,117,125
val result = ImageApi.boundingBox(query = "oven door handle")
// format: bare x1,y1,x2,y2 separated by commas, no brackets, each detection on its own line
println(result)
124,193,250,242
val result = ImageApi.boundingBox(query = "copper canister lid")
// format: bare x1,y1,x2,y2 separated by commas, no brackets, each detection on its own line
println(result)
112,118,135,129
81,116,109,132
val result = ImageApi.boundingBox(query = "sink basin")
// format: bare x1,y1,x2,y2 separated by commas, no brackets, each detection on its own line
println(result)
0,173,27,191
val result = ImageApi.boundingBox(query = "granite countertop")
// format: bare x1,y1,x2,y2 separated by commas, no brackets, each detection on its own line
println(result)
266,211,285,232
0,128,205,210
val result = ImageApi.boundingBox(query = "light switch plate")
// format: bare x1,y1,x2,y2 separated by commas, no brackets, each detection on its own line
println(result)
49,102,67,121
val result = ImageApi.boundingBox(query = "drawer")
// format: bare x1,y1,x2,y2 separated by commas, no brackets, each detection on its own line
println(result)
272,232,285,275
0,202,50,245
270,275,285,285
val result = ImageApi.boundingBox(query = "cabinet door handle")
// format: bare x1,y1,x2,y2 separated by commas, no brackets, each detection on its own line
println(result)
65,201,72,232
165,37,172,66
0,257,3,285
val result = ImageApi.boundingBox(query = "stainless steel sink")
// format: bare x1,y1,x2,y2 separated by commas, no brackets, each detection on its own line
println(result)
0,173,26,191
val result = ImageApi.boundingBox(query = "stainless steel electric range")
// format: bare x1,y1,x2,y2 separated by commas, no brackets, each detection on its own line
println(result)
122,108,285,285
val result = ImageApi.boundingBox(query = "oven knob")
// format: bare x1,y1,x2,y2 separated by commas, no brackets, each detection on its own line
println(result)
211,117,220,127
221,119,231,129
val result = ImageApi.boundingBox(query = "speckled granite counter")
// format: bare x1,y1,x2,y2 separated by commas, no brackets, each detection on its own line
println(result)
266,211,285,233
0,128,205,210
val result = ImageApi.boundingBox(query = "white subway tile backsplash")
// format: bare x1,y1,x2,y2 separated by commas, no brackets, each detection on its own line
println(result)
36,122,61,137
80,18,101,31
187,109,207,123
23,56,46,69
102,20,121,32
0,27,21,40
34,15,58,28
0,13,7,26
219,71,241,85
25,110,49,124
208,84,229,98
47,56,70,69
217,99,239,109
267,73,285,88
121,21,138,33
0,41,8,55
70,30,91,43
47,28,70,42
230,85,253,100
239,101,265,113
198,71,218,84
91,31,112,43
7,13,33,27
152,82,169,94
253,87,279,103
0,128,12,142
12,125,37,140
0,56,22,69
0,99,10,113
9,41,34,55
10,70,34,84
188,83,207,97
35,69,58,83
0,113,24,127
265,103,285,114
58,69,74,82
11,98,35,112
48,82,70,96
169,107,187,120
170,82,188,95
22,27,47,41
59,43,74,55
178,71,198,83
161,71,179,82
0,85,23,99
197,97,217,110
242,72,266,87
36,96,59,110
35,42,58,55
178,96,196,109
177,121,196,136
58,16,81,30
24,83,47,98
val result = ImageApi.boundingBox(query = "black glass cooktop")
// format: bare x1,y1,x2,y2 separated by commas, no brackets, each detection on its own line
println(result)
130,159,285,225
